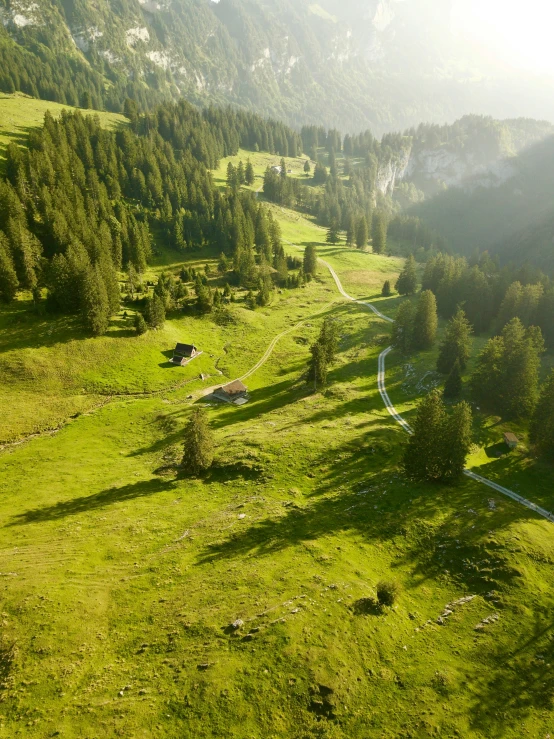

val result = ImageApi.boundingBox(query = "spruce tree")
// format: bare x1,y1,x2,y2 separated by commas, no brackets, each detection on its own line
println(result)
0,234,19,302
412,290,438,350
326,221,340,244
245,160,255,186
355,217,368,249
182,408,215,475
436,308,473,374
319,317,340,362
395,255,418,296
303,244,318,277
146,293,166,328
307,341,328,392
304,160,311,175
403,390,446,481
81,265,110,337
530,371,554,459
441,401,473,480
444,359,462,400
392,301,414,353
381,280,391,297
134,312,148,335
371,212,387,254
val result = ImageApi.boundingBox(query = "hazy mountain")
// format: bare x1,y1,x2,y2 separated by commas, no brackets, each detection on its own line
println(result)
1,0,554,133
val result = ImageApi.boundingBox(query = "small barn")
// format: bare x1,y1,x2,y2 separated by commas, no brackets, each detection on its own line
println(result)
214,380,249,405
172,343,199,365
504,432,519,450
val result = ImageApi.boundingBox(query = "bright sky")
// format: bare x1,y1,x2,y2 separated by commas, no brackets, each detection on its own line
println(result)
451,0,554,76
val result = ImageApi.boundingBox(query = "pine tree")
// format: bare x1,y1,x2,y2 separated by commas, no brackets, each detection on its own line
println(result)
371,212,387,254
355,217,368,249
245,160,255,186
403,390,446,481
392,301,415,353
197,285,214,314
304,160,311,175
181,408,215,475
382,280,391,297
146,293,165,328
134,312,148,335
320,317,340,362
441,401,473,479
218,252,229,274
436,308,473,374
81,264,110,337
395,255,418,296
0,233,19,302
326,221,340,244
346,215,355,247
444,359,463,400
412,290,438,350
307,341,328,392
530,371,554,459
303,244,318,277
404,390,472,482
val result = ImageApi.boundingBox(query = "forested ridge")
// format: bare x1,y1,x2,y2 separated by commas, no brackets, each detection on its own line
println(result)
0,98,302,334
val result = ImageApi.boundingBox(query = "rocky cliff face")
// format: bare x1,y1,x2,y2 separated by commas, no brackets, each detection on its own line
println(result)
1,0,554,132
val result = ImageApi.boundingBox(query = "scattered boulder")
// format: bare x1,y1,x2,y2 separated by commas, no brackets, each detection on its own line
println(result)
231,619,244,630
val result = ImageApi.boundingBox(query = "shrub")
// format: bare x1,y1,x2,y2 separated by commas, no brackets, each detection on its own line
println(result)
376,580,399,607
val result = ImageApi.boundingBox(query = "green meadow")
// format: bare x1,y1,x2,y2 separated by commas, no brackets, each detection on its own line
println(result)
0,133,553,736
0,92,126,170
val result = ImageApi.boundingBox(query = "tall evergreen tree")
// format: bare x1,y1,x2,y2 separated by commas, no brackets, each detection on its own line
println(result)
182,408,215,475
81,264,110,336
443,359,463,400
412,290,438,350
392,301,415,353
303,244,318,277
0,233,19,302
146,293,166,328
326,221,340,244
441,401,473,479
403,390,446,481
371,212,387,254
436,308,473,374
307,341,328,392
382,280,391,297
395,255,418,296
404,390,472,482
355,217,368,249
244,160,255,186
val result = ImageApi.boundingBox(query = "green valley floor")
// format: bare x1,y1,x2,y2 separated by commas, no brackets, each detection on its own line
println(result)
1,233,554,738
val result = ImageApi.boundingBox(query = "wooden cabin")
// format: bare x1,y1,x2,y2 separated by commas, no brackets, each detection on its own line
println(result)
503,432,519,450
172,343,199,365
214,380,249,405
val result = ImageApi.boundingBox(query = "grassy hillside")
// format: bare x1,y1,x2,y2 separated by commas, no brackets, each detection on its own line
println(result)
0,92,126,169
1,215,554,737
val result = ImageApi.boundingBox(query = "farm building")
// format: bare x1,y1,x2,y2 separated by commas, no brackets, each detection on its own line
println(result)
213,380,249,406
504,432,519,449
171,343,200,365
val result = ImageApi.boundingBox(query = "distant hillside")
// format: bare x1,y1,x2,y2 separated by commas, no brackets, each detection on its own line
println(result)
1,0,554,133
411,134,554,270
0,92,126,169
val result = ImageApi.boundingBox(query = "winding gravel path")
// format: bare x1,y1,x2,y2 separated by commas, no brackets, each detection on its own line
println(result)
319,257,554,524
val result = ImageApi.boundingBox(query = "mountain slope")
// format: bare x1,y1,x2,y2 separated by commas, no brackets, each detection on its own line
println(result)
411,133,554,269
1,0,554,133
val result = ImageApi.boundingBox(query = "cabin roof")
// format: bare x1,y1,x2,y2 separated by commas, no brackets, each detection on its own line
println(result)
174,343,197,355
221,380,248,395
504,432,519,444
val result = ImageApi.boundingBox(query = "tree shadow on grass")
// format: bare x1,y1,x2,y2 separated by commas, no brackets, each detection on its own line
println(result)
7,478,177,526
469,612,554,737
196,433,539,599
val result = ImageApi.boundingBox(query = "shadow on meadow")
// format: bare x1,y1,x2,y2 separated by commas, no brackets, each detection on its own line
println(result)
7,478,177,526
196,429,540,598
469,611,554,737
